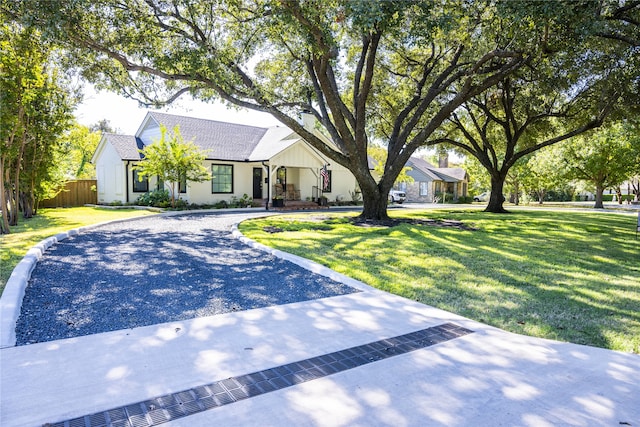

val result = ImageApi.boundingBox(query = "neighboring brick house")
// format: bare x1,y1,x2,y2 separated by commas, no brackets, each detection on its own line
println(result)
395,155,469,203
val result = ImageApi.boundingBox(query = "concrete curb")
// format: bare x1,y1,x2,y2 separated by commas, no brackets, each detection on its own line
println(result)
0,215,160,349
231,223,377,293
0,208,295,349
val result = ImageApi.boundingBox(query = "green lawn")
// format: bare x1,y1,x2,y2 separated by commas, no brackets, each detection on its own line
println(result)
0,207,157,294
239,209,640,353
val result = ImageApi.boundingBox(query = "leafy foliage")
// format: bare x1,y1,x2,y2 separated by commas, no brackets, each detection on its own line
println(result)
61,124,101,179
0,22,77,232
132,125,210,208
7,0,537,219
7,0,639,217
561,121,640,208
135,189,170,208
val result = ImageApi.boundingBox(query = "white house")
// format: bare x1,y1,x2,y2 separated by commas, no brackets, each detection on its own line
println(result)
91,111,358,206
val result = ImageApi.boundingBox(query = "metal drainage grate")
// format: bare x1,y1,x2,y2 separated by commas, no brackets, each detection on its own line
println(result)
45,322,473,427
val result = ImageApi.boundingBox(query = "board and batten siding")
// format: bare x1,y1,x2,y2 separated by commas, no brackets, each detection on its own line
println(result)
95,142,126,204
137,120,162,146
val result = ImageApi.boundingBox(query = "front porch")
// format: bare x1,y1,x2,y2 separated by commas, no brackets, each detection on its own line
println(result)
271,199,329,211
254,198,329,211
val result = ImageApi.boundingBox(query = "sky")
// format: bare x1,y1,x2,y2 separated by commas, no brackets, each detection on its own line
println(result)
75,84,450,162
74,85,281,135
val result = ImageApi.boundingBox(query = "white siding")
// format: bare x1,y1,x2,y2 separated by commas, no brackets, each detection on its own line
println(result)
137,119,161,146
94,140,126,204
271,142,323,168
184,161,263,204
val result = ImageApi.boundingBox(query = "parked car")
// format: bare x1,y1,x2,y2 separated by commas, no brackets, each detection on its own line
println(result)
473,191,490,202
473,191,507,202
389,190,406,204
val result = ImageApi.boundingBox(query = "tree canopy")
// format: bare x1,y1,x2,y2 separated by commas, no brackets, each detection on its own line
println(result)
0,22,76,232
561,121,640,208
132,125,211,207
8,0,537,219
7,0,639,217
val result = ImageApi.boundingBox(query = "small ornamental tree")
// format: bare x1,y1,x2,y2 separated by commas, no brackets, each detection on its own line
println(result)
132,125,210,208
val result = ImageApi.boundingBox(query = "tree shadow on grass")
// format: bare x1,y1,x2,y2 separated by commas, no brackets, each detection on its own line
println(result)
246,210,640,352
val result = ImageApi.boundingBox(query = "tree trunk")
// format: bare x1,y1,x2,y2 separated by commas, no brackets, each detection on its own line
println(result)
356,170,390,220
7,161,18,226
594,185,605,209
169,182,176,208
360,190,390,220
537,189,545,204
0,155,10,234
615,187,623,205
485,175,508,213
21,191,34,219
9,131,27,226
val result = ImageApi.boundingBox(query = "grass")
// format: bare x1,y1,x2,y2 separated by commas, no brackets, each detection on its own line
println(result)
239,209,640,353
0,207,157,294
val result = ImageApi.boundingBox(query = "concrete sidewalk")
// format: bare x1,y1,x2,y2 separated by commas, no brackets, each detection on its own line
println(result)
2,285,639,426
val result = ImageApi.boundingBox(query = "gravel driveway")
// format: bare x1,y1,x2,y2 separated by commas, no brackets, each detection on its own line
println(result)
15,212,357,345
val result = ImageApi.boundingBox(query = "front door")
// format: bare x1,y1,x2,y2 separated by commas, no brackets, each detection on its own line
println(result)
252,168,263,199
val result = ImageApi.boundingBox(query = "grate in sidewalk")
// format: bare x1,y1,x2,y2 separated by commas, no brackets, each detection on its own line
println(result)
45,322,473,427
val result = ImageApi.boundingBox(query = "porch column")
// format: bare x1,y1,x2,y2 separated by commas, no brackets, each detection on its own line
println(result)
262,162,276,210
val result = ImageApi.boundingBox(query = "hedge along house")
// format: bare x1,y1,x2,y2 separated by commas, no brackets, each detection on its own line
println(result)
91,111,358,207
397,155,469,203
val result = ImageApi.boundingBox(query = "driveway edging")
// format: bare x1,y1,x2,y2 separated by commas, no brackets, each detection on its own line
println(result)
231,223,376,293
0,215,162,348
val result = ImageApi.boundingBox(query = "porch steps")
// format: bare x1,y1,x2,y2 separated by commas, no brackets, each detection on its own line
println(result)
257,199,329,211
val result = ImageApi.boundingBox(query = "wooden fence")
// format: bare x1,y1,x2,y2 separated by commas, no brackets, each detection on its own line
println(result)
40,180,97,208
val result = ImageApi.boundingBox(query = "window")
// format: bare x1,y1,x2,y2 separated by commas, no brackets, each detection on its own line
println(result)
419,182,429,196
212,164,233,193
156,176,164,191
179,175,187,193
132,170,148,192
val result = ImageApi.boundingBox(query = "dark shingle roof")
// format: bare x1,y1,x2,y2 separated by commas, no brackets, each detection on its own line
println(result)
434,167,467,181
406,156,467,182
147,112,269,161
104,134,144,160
406,157,440,180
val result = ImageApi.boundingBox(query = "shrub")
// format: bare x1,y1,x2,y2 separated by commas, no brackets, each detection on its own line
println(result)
173,198,188,210
349,188,362,203
214,200,229,209
135,189,170,207
455,196,474,204
435,191,454,202
229,193,252,208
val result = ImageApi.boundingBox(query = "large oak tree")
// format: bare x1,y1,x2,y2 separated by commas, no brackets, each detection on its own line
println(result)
432,1,639,212
10,0,636,218
9,0,536,219
562,121,640,208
